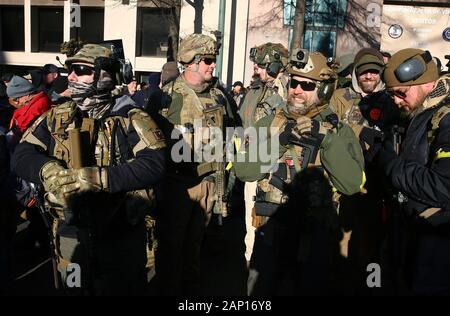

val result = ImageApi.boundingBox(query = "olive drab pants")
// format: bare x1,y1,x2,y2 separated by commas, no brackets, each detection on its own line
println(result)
155,176,215,295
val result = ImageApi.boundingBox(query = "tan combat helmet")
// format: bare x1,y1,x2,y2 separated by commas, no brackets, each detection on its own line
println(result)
250,42,289,68
178,34,218,64
288,52,337,82
65,44,113,68
288,51,338,102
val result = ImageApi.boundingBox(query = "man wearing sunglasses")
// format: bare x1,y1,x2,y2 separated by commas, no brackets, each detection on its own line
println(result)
12,44,166,295
234,52,364,295
378,48,450,295
155,33,241,295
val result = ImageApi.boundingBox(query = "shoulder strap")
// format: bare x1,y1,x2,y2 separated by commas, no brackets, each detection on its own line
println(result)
127,108,166,154
431,99,450,132
270,108,288,131
172,78,205,124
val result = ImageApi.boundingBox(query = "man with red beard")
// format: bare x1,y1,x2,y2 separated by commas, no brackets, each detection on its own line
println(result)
234,52,364,295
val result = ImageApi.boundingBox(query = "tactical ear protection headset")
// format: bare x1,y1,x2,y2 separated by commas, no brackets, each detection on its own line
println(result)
317,58,337,102
267,51,283,78
317,80,335,102
93,56,134,85
394,50,432,83
119,59,134,84
249,46,284,78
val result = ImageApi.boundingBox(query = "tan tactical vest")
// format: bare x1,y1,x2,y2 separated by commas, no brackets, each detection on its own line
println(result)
256,109,326,207
162,78,232,217
163,78,229,172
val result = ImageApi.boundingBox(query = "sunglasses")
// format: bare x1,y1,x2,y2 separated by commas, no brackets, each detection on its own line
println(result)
201,57,216,65
387,87,409,99
69,64,95,76
289,79,317,91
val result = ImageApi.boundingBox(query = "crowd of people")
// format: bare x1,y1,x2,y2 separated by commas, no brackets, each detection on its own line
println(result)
1,33,450,296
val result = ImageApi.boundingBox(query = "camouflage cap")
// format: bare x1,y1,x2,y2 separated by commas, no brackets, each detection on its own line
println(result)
383,48,439,88
65,44,113,67
178,34,218,64
288,52,337,82
250,43,289,67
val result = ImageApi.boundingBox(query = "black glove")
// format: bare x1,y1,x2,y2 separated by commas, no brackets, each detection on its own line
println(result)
359,127,384,148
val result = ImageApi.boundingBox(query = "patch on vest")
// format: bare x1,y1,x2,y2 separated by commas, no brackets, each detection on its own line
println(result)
345,106,364,125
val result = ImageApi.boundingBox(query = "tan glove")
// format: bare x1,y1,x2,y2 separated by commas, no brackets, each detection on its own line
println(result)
294,116,327,137
56,167,109,194
40,161,69,207
40,162,108,207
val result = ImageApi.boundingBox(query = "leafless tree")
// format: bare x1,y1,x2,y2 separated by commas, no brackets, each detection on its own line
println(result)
185,0,204,34
134,0,207,60
249,0,380,54
134,0,182,61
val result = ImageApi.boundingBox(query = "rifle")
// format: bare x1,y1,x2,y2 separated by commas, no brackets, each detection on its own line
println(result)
288,133,322,170
214,164,228,226
33,185,61,290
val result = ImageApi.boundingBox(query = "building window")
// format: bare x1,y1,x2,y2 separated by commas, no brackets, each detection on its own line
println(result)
0,6,25,51
31,6,63,52
305,0,346,28
283,0,295,27
136,7,171,57
304,0,346,57
30,6,63,53
303,30,337,57
73,7,104,43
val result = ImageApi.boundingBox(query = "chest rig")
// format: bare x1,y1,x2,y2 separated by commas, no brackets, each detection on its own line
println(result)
46,101,131,169
165,78,229,166
254,110,325,217
243,83,281,128
163,79,233,220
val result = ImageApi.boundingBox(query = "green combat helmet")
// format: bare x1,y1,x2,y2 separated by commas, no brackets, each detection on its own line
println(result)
249,43,289,68
178,34,218,64
64,43,114,68
64,43,124,91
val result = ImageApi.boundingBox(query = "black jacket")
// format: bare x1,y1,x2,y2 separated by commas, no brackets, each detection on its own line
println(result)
380,99,450,218
12,96,165,194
